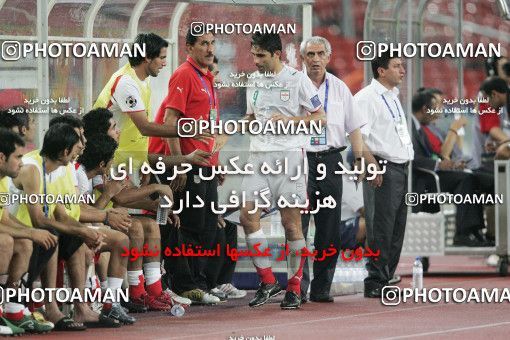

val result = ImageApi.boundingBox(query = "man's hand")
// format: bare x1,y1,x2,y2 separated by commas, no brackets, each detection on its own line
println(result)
80,228,105,252
156,184,174,205
495,143,510,160
217,216,226,229
30,229,58,250
169,213,180,228
212,134,229,154
271,113,291,125
104,177,128,197
106,210,131,233
438,159,455,171
184,149,211,166
170,173,187,192
453,161,466,170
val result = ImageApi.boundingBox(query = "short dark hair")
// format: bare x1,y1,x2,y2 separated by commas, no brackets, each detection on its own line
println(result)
412,90,436,113
82,108,113,138
129,33,168,67
251,33,282,56
78,134,118,171
371,50,395,79
49,115,83,129
427,88,444,96
480,76,509,96
40,123,79,161
0,128,25,160
0,107,30,132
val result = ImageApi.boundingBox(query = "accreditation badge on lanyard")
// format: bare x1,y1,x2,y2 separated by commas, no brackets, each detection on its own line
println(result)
310,79,328,146
382,95,411,145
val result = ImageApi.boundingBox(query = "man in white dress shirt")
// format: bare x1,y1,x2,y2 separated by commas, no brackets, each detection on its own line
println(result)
299,36,365,303
354,51,414,298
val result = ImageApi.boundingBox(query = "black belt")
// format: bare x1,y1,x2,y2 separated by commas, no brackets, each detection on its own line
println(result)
375,156,409,168
307,147,346,157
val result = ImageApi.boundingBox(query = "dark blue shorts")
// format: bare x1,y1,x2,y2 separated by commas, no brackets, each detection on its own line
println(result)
340,216,360,250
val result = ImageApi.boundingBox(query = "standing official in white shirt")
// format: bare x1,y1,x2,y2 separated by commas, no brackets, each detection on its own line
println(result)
299,36,365,303
354,51,414,298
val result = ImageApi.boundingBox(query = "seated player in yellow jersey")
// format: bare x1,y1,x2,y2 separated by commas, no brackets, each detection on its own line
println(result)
82,109,187,311
46,116,136,326
11,123,130,329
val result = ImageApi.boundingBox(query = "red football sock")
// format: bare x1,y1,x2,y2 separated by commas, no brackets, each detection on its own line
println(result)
5,310,24,321
255,266,276,285
286,255,306,294
146,279,163,297
129,274,146,299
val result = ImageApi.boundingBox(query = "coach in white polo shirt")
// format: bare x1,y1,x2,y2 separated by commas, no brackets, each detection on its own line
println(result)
299,36,365,303
354,51,414,298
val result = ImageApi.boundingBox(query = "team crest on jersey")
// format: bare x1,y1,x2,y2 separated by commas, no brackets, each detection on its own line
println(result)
126,96,137,108
280,90,290,102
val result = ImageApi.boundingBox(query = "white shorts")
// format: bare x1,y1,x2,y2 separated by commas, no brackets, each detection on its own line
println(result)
240,150,308,206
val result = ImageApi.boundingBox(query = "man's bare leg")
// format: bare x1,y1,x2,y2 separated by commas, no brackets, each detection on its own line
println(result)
241,204,281,307
280,207,306,304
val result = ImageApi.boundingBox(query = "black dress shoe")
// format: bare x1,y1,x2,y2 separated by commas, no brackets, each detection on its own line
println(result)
473,230,495,246
120,299,148,313
453,233,487,247
301,294,308,304
310,294,334,303
248,281,282,307
280,291,301,309
364,287,382,298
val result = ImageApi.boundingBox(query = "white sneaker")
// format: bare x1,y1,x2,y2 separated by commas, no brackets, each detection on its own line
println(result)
165,289,192,306
217,283,247,299
201,292,221,304
0,325,13,336
486,254,499,267
209,287,228,300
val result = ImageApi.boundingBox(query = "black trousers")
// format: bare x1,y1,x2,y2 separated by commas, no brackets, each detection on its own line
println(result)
216,220,238,285
364,161,408,290
172,166,221,291
301,151,343,298
160,224,197,294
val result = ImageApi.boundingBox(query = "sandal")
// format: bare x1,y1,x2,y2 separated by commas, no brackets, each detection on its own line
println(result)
54,317,86,331
83,314,121,328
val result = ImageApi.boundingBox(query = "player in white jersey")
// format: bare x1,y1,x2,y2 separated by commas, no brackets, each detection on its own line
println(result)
239,33,327,310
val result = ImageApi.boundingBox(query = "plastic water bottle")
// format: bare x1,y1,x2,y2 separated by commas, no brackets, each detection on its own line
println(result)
412,257,423,290
170,304,185,317
156,196,170,225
